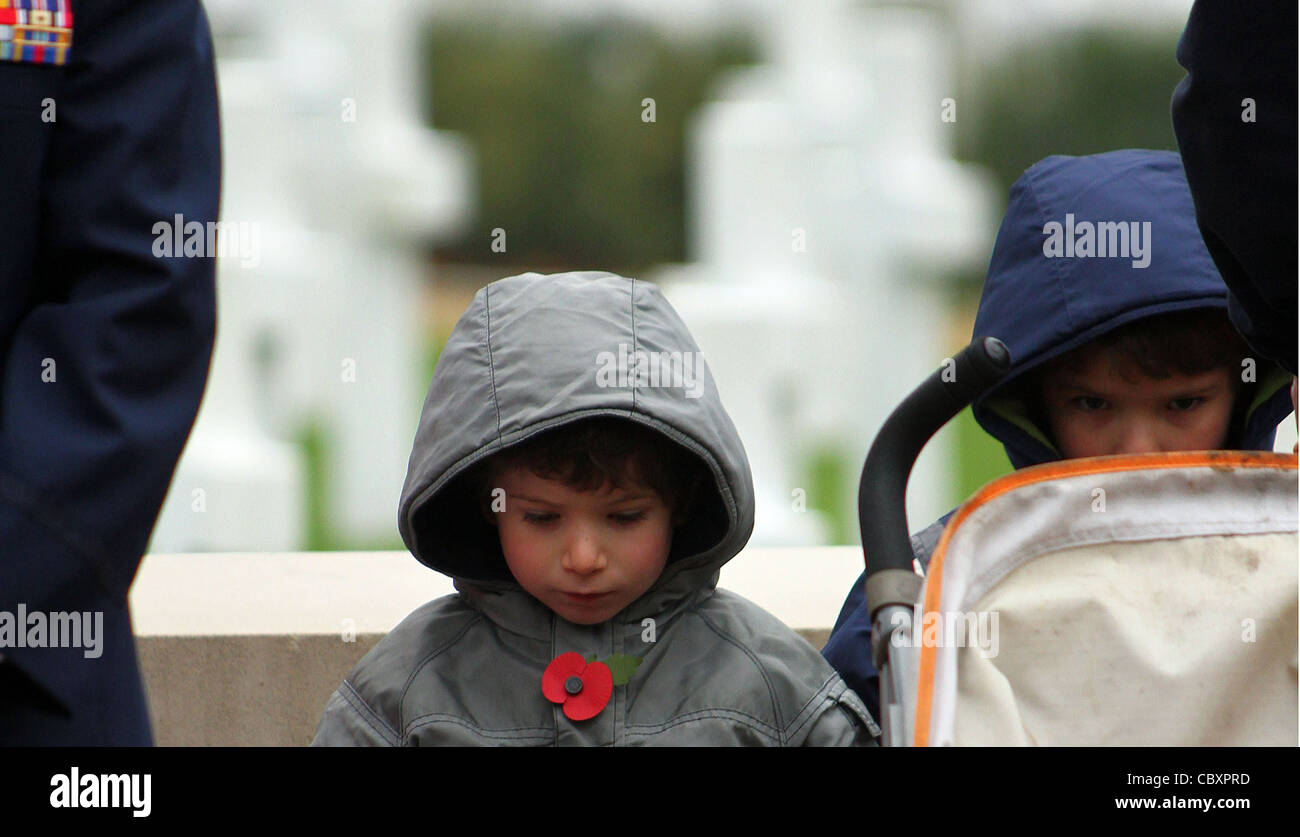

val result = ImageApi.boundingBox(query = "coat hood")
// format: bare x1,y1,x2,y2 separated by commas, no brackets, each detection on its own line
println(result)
397,271,755,622
971,150,1292,469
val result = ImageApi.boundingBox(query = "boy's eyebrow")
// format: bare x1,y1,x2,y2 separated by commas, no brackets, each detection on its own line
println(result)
1042,377,1103,393
1167,382,1227,395
605,493,652,503
507,491,653,504
1047,378,1228,395
508,493,559,505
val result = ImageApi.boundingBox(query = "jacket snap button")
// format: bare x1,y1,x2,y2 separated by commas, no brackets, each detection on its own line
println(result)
564,675,583,695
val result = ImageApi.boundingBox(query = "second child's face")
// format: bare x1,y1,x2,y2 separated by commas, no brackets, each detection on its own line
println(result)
1039,349,1236,459
493,467,674,625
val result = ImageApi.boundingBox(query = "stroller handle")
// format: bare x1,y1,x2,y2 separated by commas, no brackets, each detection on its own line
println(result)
858,337,1010,615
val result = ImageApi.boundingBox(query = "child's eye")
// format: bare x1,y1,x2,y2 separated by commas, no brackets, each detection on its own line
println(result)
1168,396,1204,412
522,511,558,524
609,510,647,525
1071,396,1107,412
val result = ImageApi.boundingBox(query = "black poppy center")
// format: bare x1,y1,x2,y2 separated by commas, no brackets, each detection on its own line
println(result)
564,675,584,696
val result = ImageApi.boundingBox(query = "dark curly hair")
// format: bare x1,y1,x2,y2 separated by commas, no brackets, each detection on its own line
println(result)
475,417,704,519
1049,308,1249,382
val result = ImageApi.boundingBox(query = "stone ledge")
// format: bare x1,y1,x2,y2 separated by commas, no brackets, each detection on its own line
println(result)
137,628,833,746
130,548,860,745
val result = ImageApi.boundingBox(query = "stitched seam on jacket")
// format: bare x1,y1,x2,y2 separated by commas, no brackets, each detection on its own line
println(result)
1023,164,1078,336
782,673,841,740
484,284,503,441
548,616,560,746
398,613,484,730
403,714,553,742
692,608,785,743
624,709,779,743
338,681,401,746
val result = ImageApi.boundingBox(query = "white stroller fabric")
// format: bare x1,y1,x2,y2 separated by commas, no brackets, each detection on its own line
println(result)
911,452,1297,747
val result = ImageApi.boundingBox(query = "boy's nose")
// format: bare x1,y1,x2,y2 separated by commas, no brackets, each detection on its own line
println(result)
1113,419,1160,455
562,528,606,575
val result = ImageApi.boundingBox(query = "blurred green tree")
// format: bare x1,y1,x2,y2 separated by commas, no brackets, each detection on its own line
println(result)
955,27,1188,208
422,20,757,271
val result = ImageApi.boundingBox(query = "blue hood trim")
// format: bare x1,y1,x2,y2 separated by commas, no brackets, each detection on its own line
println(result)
970,150,1292,468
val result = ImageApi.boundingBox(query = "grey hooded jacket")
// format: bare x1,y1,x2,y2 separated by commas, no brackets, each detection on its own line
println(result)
311,271,878,746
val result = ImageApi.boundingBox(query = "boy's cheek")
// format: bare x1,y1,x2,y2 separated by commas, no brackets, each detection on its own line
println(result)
1204,401,1238,449
1044,407,1091,446
498,525,548,578
1050,412,1119,458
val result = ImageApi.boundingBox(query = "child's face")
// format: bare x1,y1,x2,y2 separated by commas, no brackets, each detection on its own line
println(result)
1039,347,1236,458
493,466,674,625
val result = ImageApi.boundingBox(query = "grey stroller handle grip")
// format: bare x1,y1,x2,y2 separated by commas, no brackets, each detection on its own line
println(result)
857,337,1010,618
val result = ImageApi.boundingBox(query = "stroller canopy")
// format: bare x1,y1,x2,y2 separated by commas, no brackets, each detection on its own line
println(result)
911,451,1297,746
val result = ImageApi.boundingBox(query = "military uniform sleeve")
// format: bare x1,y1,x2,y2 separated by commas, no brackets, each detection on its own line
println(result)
1171,0,1298,375
0,0,219,718
821,570,881,723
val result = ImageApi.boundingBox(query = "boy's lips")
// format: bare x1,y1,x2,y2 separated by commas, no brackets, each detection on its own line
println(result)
563,591,611,602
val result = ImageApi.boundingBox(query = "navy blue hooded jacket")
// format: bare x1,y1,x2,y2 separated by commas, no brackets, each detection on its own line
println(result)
822,150,1295,719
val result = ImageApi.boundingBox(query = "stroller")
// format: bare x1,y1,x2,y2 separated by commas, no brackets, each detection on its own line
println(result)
860,338,1298,746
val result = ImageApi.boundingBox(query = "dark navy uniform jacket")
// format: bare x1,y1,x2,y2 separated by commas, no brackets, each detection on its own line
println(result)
824,151,1295,722
0,0,220,744
1172,0,1297,376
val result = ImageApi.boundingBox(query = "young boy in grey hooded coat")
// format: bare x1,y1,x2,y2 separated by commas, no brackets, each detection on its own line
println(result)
312,271,878,746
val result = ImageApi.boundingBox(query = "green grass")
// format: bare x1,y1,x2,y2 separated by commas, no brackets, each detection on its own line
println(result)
951,406,1013,506
804,446,852,545
295,417,333,551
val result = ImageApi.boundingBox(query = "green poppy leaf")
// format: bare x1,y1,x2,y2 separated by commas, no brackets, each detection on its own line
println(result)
601,654,643,686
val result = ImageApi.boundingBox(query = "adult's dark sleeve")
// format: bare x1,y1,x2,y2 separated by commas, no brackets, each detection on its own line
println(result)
0,0,220,744
1171,0,1298,376
821,570,880,724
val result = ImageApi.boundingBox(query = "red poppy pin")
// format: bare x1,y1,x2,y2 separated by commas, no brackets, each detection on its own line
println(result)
542,651,642,721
